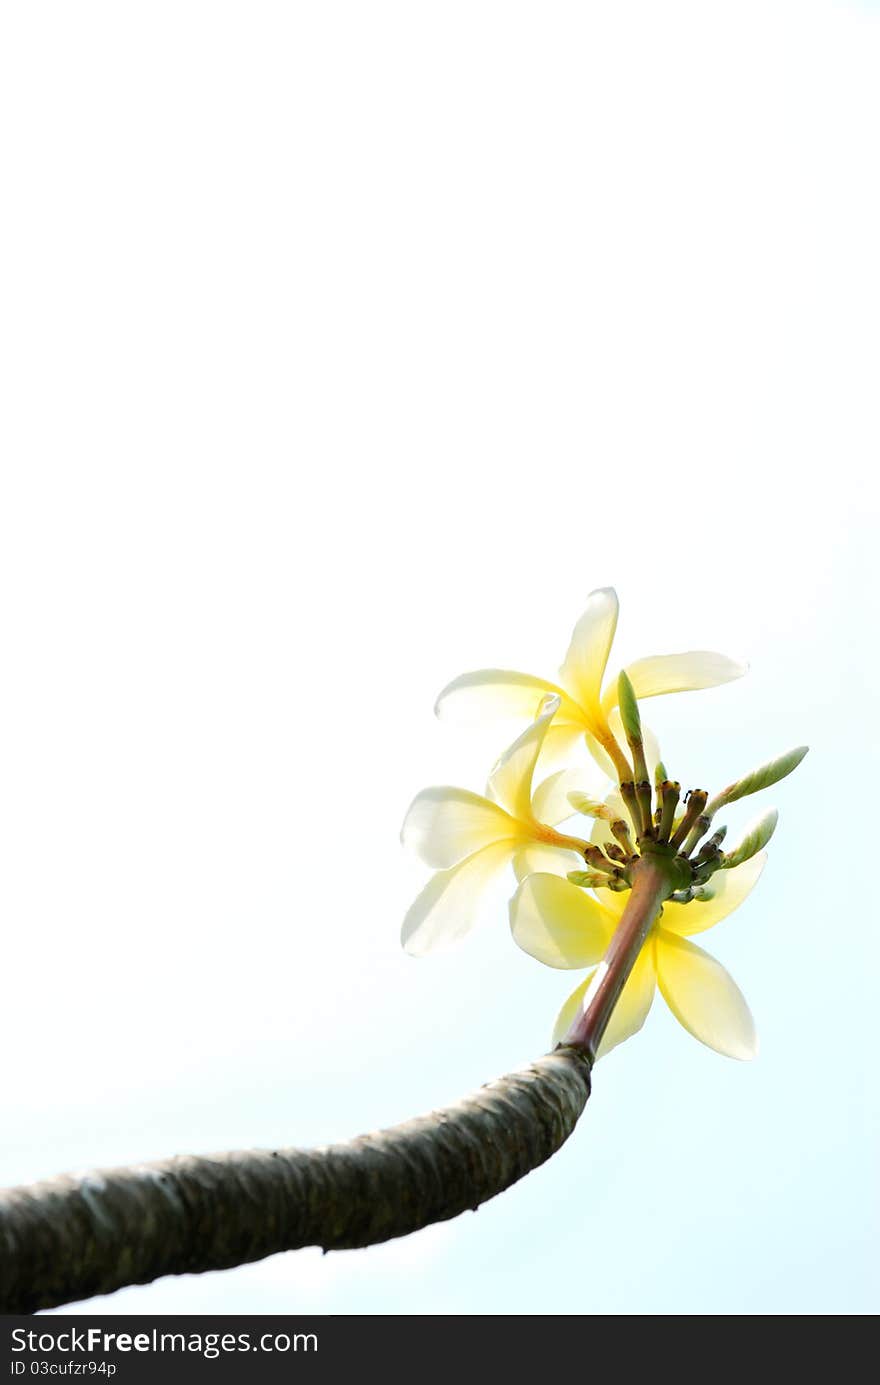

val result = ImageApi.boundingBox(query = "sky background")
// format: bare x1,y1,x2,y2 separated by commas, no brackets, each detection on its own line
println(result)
1,1,877,1315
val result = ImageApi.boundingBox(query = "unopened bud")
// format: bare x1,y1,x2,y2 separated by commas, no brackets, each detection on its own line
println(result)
617,670,642,746
636,780,654,838
658,780,680,844
617,671,649,784
583,844,620,876
723,808,779,869
707,747,808,817
619,781,641,835
567,791,616,822
567,869,614,889
611,818,635,856
682,813,712,858
691,825,727,867
668,789,708,852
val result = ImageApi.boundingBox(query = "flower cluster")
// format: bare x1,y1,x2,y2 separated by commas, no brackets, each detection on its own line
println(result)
401,589,807,1062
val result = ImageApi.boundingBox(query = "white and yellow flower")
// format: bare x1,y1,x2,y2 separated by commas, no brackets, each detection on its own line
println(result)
401,698,604,956
509,852,766,1061
435,587,746,780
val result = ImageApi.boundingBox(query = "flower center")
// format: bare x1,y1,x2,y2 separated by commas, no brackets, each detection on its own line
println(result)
567,775,731,904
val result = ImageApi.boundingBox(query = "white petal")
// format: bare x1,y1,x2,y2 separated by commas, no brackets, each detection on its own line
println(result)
510,874,613,969
487,698,560,820
654,929,758,1060
558,588,619,712
661,852,767,938
512,843,585,882
401,840,516,957
602,651,747,713
531,767,608,827
435,669,580,722
400,786,518,869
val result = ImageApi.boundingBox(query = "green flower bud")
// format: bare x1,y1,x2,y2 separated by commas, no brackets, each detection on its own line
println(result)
723,808,779,869
617,670,643,748
707,746,808,816
567,869,617,890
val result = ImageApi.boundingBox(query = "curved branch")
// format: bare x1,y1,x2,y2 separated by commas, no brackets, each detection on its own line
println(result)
0,1045,591,1313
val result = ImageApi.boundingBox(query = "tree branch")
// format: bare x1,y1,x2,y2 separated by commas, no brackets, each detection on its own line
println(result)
0,1045,591,1313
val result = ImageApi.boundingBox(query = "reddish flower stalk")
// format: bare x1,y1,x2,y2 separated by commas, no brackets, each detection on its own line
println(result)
563,854,674,1062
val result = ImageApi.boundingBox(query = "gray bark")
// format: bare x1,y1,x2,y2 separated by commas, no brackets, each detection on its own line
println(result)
0,1045,591,1313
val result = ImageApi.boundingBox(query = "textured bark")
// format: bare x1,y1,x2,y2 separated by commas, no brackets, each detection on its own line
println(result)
0,1045,591,1313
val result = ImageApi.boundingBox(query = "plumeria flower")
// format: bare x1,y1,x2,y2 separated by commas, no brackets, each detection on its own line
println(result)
435,587,746,781
509,848,767,1061
508,693,807,1060
402,590,807,1071
400,697,606,957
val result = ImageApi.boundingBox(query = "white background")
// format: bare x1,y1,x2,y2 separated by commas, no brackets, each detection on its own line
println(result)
1,0,878,1313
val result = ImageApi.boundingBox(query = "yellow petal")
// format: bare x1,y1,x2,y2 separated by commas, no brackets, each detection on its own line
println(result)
558,588,619,713
487,698,559,821
434,669,580,723
661,852,767,938
596,946,657,1058
582,727,620,780
601,651,747,714
512,842,585,882
550,946,656,1055
510,873,614,969
592,883,629,917
552,971,597,1047
531,767,608,827
538,720,593,769
400,786,518,869
401,840,516,957
654,929,758,1059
